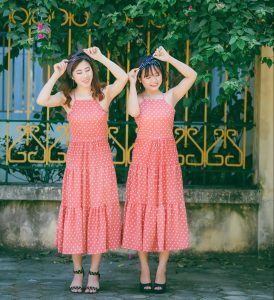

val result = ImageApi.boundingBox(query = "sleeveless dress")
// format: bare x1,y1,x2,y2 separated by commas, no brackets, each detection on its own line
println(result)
56,99,121,254
122,97,189,252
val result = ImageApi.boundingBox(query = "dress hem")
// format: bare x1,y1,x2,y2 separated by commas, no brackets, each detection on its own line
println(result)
121,245,189,253
57,245,121,255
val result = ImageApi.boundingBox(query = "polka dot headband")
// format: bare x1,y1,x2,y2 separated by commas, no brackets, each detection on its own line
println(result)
139,55,162,71
67,52,92,77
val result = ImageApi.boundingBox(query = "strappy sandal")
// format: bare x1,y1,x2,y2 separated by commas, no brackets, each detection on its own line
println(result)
69,267,84,293
139,282,152,293
153,282,167,293
85,271,100,293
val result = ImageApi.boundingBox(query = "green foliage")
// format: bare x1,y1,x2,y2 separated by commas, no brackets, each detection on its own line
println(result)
217,78,246,104
0,0,272,185
0,1,272,63
0,0,273,98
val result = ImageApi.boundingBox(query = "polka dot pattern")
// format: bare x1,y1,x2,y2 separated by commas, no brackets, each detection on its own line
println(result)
122,98,189,252
56,100,121,255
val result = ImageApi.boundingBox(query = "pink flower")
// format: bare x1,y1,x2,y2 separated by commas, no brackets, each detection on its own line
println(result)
188,5,193,10
37,23,44,31
38,33,45,40
46,27,51,33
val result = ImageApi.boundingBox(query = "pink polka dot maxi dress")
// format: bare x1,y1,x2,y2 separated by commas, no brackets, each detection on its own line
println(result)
56,99,121,254
122,96,189,252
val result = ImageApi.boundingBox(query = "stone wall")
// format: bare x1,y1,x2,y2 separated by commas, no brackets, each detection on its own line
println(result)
0,185,264,252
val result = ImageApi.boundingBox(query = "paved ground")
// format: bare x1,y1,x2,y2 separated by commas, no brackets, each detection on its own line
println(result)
0,248,273,300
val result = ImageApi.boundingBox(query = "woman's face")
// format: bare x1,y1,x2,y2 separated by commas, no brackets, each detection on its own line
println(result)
141,66,162,93
72,60,93,88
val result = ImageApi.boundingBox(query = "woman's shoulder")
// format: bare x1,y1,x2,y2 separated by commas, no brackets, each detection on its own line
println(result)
163,90,175,107
137,93,145,106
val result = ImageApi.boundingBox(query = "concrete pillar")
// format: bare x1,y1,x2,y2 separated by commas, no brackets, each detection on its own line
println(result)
254,46,274,249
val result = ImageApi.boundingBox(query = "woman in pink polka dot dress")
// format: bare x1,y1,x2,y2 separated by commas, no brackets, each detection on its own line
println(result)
37,47,128,293
122,46,197,293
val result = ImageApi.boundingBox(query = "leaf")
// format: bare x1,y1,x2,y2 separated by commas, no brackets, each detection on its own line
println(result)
211,21,224,30
244,28,255,35
208,3,215,11
167,0,176,5
33,113,41,119
236,39,245,50
241,36,251,42
214,44,224,53
182,97,192,107
261,57,273,68
222,52,231,62
199,19,207,27
211,37,219,43
3,9,11,17
229,36,237,45
50,0,58,8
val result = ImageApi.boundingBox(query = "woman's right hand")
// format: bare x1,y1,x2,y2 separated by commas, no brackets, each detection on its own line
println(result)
128,68,139,84
53,59,68,78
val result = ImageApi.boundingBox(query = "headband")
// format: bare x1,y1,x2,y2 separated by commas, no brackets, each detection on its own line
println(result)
139,55,161,71
66,52,92,77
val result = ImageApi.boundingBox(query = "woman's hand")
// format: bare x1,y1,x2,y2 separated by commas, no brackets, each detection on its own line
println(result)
153,46,170,62
84,47,103,61
53,59,68,78
128,68,139,84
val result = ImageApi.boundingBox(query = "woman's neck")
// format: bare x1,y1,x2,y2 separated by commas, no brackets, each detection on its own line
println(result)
142,90,163,98
74,87,92,97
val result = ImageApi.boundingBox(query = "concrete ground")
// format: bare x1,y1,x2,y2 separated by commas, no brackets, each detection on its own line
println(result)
0,248,273,300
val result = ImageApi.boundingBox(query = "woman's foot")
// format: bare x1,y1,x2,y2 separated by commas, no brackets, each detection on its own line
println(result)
154,268,167,293
140,268,152,292
153,282,167,293
85,271,100,293
69,268,84,293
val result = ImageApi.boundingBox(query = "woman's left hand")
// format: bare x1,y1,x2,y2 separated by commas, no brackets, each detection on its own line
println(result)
84,47,103,61
153,46,170,62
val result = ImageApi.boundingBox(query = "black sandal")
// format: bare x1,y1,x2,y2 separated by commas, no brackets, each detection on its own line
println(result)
85,271,101,293
69,267,84,293
153,282,167,293
140,282,152,293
